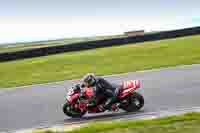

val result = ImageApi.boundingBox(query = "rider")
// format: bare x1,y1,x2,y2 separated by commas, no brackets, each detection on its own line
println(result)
82,73,119,111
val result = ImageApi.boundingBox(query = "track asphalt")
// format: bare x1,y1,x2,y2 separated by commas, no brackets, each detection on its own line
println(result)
0,64,200,132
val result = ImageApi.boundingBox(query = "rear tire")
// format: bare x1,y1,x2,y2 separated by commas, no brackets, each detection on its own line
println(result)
62,102,86,118
120,92,144,112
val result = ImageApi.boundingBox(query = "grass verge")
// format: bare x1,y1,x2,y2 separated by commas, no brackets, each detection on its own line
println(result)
34,112,200,133
0,35,200,88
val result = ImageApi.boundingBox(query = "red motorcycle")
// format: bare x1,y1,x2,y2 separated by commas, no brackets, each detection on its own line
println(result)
63,80,144,118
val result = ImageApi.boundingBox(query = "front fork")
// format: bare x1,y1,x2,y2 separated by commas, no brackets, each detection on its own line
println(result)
73,99,88,113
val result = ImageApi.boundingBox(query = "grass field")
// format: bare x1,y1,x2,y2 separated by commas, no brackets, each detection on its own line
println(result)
0,35,200,88
63,112,200,133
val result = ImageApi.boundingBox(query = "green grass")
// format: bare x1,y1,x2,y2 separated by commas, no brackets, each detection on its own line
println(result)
64,112,200,133
0,35,200,88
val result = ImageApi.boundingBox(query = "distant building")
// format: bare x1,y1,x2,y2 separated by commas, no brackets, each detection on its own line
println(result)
124,30,145,37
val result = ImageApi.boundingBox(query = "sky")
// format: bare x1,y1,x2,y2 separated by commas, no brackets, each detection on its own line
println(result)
0,0,200,44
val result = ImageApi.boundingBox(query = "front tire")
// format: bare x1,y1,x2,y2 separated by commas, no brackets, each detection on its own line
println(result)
62,102,86,118
120,92,144,112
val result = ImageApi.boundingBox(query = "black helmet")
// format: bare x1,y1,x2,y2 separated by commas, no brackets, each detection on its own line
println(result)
82,73,96,86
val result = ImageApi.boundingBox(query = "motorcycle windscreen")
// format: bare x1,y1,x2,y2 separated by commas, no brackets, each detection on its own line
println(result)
67,93,80,103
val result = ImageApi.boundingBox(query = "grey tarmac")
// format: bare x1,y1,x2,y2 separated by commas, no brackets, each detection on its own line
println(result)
0,64,200,132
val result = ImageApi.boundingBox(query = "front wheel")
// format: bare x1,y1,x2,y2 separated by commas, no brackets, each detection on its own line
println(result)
120,92,144,112
62,102,86,118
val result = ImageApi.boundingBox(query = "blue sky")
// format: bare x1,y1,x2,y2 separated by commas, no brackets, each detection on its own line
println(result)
0,0,200,44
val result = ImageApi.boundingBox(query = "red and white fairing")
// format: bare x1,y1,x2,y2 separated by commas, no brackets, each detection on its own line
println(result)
119,80,141,98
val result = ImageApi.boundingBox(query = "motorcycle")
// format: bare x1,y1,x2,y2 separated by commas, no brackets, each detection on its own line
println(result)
62,80,144,118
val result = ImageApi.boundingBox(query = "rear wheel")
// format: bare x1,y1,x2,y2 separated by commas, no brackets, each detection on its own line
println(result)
120,92,144,112
62,102,86,118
